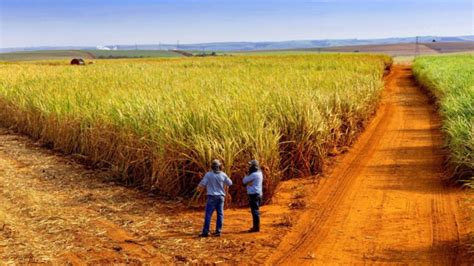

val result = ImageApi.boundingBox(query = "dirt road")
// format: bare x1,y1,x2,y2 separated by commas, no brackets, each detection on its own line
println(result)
267,65,473,264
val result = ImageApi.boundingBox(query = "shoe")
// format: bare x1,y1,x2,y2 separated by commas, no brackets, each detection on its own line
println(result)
248,228,260,233
212,231,221,237
198,233,209,237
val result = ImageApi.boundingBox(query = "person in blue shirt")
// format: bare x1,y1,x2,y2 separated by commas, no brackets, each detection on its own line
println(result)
243,159,263,232
197,159,233,237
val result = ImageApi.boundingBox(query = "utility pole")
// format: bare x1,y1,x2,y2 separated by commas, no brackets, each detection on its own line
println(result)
414,36,420,58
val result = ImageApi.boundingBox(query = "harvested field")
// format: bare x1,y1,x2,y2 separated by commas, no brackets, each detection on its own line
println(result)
0,127,305,264
293,42,474,57
320,43,438,56
424,41,474,53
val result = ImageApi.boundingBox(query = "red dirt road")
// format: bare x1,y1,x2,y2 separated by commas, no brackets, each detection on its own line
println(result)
267,65,473,264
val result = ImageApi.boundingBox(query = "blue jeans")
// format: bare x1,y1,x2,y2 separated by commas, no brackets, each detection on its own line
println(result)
202,195,225,235
248,194,261,230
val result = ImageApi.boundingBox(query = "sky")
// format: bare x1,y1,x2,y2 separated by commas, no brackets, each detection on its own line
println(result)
0,0,473,48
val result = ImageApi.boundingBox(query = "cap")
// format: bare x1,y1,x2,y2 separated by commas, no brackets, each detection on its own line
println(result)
248,159,260,168
211,159,222,168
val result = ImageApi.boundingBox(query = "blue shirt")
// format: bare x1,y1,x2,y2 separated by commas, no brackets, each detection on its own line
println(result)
243,170,263,196
199,171,233,196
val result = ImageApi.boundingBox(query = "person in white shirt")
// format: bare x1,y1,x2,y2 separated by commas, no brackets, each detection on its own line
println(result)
242,159,263,232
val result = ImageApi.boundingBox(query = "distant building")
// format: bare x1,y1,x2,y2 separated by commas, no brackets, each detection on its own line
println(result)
96,45,111,50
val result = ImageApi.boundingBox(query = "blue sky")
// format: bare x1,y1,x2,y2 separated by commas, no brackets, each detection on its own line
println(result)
0,0,473,48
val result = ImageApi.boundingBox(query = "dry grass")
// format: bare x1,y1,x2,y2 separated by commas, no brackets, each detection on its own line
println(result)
289,199,307,210
274,215,294,227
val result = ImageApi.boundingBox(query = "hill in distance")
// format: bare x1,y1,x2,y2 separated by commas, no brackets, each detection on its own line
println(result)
1,35,473,53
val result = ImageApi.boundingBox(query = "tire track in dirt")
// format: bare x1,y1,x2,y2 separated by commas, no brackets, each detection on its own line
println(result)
267,65,473,264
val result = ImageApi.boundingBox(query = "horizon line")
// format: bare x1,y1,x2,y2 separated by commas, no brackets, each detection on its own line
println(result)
2,34,473,51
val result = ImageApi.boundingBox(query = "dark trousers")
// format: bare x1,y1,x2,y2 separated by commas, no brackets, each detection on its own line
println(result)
248,193,261,230
202,195,225,235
